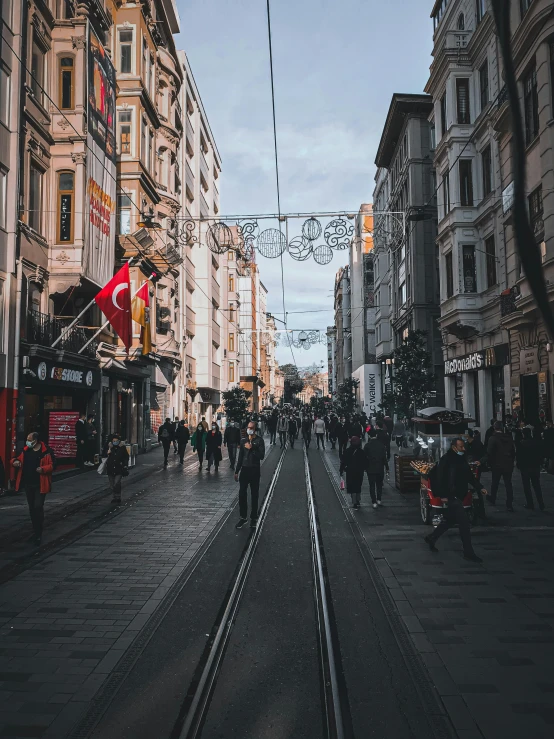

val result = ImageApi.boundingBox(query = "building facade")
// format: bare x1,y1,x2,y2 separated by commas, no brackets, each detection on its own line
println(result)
373,93,443,407
427,0,511,431
177,50,224,427
332,265,351,393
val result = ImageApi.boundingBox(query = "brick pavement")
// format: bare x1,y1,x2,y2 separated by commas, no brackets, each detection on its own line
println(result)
0,443,272,739
323,445,554,739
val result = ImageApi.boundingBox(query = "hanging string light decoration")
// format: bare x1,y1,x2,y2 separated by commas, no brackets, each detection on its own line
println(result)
288,236,313,261
324,218,354,250
207,222,233,254
302,217,322,242
313,244,333,265
257,228,287,258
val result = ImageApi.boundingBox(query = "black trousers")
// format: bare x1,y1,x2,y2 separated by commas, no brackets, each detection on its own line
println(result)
316,433,325,449
269,429,277,444
490,468,514,506
279,431,287,447
196,448,204,466
303,432,311,448
178,441,188,463
428,498,475,556
25,485,45,538
162,440,171,463
288,432,295,448
76,440,86,468
520,468,545,509
367,472,384,503
329,435,337,449
239,468,261,521
338,439,347,459
227,443,238,468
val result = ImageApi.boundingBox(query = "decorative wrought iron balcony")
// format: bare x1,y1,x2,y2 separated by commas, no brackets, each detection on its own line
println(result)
26,310,98,358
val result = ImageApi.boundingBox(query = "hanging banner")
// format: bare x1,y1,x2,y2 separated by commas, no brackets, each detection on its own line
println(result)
85,24,116,287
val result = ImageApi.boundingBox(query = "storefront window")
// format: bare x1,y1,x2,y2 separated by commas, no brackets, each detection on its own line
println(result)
455,373,463,412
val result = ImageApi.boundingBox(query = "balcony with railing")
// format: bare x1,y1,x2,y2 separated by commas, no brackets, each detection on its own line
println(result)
211,274,220,305
212,362,221,390
185,161,194,201
186,255,195,289
186,308,196,337
174,97,183,132
212,320,221,347
25,310,98,359
200,191,209,218
200,151,209,189
186,115,194,153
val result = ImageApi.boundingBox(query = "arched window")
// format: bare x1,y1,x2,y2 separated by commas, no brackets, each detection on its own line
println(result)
57,171,74,243
457,13,465,30
59,56,74,110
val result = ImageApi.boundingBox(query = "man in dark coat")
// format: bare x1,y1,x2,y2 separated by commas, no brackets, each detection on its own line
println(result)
336,417,349,459
487,421,516,511
423,438,487,562
516,427,546,510
206,423,223,472
328,415,339,449
175,420,190,464
158,418,175,467
288,417,298,449
375,421,391,461
301,417,312,448
234,420,266,529
364,429,389,508
484,419,496,448
102,433,129,505
340,436,366,509
224,421,241,468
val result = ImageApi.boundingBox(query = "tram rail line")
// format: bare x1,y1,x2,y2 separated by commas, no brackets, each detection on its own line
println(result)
319,448,459,739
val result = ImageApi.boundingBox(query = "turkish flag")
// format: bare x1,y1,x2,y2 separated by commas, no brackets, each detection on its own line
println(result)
95,263,133,351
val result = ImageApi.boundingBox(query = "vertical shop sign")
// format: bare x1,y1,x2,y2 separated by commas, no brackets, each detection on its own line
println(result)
48,411,80,458
85,25,116,286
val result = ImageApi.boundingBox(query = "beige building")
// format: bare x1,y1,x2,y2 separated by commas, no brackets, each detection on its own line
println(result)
177,50,224,427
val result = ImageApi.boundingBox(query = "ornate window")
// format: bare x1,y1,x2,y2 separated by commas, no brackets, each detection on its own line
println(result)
59,56,74,109
57,171,74,243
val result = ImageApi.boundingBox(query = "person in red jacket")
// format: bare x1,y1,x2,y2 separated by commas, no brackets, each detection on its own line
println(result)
12,432,54,545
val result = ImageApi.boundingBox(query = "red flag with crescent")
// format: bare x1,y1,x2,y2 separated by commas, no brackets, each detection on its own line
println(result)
94,262,132,351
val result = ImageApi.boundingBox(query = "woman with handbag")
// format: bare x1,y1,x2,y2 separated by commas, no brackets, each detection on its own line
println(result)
339,436,366,509
206,423,223,472
102,434,129,505
191,423,207,470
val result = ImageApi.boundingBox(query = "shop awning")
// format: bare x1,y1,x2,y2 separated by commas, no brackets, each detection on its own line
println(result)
100,357,150,379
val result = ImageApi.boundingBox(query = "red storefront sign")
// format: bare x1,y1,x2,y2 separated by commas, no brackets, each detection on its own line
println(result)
48,411,79,458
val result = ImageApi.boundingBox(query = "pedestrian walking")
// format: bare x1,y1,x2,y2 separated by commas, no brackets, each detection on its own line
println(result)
158,417,175,467
224,421,241,468
301,416,312,448
85,414,98,466
191,423,207,470
516,427,546,510
172,418,180,454
487,421,516,511
324,414,330,442
423,438,487,562
383,414,394,436
364,429,389,508
392,417,405,449
348,416,364,441
206,423,223,472
200,416,209,432
329,414,338,449
11,432,54,545
235,421,266,529
288,416,298,449
337,417,349,459
543,420,554,473
277,414,288,448
484,418,496,448
175,420,190,464
339,436,366,509
102,433,129,505
314,416,326,449
75,412,87,468
268,412,278,445
375,421,390,460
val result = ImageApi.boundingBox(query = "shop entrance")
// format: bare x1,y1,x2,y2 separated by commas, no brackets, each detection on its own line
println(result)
521,373,540,425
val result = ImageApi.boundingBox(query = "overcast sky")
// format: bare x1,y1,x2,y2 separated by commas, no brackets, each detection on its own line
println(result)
175,0,434,368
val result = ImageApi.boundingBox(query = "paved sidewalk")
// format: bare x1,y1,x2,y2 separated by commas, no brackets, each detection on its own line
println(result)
323,446,554,739
0,443,276,738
